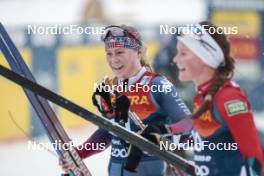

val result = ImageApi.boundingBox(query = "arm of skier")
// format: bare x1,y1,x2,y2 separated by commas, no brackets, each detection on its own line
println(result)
76,128,112,158
151,75,192,133
215,87,264,174
59,128,112,173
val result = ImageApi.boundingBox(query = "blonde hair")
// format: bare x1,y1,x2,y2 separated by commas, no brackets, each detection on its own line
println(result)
118,25,153,72
139,42,153,72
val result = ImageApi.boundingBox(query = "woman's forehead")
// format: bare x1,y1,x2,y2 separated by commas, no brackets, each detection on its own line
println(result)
106,47,126,52
177,41,187,50
106,47,137,53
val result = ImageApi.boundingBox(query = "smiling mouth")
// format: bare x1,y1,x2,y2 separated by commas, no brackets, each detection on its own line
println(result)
112,65,124,71
179,68,186,72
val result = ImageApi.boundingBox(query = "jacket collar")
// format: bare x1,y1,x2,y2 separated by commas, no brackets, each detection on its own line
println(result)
196,78,213,95
118,67,147,85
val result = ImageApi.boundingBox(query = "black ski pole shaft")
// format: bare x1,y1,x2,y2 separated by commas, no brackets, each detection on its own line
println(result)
0,64,196,175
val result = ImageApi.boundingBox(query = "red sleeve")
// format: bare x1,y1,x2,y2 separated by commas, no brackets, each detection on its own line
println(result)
215,86,264,165
76,128,112,159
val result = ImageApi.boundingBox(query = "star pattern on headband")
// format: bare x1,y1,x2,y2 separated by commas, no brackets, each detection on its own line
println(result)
105,37,141,50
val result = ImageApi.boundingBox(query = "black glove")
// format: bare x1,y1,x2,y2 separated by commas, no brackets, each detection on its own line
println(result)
141,125,163,144
92,83,113,114
124,125,163,172
154,124,170,134
113,91,130,124
124,145,143,172
92,82,130,123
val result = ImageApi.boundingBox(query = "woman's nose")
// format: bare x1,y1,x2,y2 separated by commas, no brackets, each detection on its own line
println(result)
173,55,178,64
112,56,120,63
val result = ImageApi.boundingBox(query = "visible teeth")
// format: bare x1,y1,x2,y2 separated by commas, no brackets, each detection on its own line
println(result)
113,66,123,70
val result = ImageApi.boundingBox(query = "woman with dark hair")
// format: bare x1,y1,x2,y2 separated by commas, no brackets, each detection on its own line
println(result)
171,21,264,175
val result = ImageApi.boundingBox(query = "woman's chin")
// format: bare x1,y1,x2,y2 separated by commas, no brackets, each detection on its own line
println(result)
115,72,127,79
113,70,123,77
179,74,191,82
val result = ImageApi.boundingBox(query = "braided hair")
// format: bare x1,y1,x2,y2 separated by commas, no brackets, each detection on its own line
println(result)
192,21,235,118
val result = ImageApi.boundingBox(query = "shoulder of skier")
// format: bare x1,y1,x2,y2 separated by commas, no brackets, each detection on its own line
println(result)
150,75,191,122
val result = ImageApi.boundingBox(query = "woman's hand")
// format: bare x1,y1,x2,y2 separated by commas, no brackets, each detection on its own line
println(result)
59,159,74,174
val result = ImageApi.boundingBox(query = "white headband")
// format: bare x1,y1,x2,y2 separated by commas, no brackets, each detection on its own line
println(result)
177,24,225,68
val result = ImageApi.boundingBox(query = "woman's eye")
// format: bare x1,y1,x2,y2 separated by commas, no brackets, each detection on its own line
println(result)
106,52,112,56
179,51,186,56
117,51,124,55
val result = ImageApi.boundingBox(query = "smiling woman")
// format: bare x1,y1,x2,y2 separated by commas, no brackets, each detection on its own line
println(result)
105,47,142,79
171,21,264,176
102,25,150,80
59,24,192,176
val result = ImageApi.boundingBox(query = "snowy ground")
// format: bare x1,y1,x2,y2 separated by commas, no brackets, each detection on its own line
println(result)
0,126,110,176
0,113,263,176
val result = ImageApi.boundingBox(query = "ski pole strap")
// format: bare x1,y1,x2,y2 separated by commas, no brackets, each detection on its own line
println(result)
92,83,113,114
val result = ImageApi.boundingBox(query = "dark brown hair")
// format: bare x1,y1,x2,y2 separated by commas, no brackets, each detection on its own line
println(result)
191,21,235,118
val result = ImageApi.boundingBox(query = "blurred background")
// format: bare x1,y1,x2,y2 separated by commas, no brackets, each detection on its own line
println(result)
0,0,264,175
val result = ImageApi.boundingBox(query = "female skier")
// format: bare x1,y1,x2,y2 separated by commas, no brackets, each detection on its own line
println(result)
171,21,264,176
60,24,192,176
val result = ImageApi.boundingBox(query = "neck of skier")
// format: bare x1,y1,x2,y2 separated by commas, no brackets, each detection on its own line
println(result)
120,65,142,81
193,66,216,86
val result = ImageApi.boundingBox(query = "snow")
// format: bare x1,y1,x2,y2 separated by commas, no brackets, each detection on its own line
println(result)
0,112,263,176
0,126,110,176
0,0,263,175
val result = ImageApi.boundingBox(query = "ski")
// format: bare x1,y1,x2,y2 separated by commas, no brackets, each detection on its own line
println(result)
0,63,195,175
0,23,91,176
